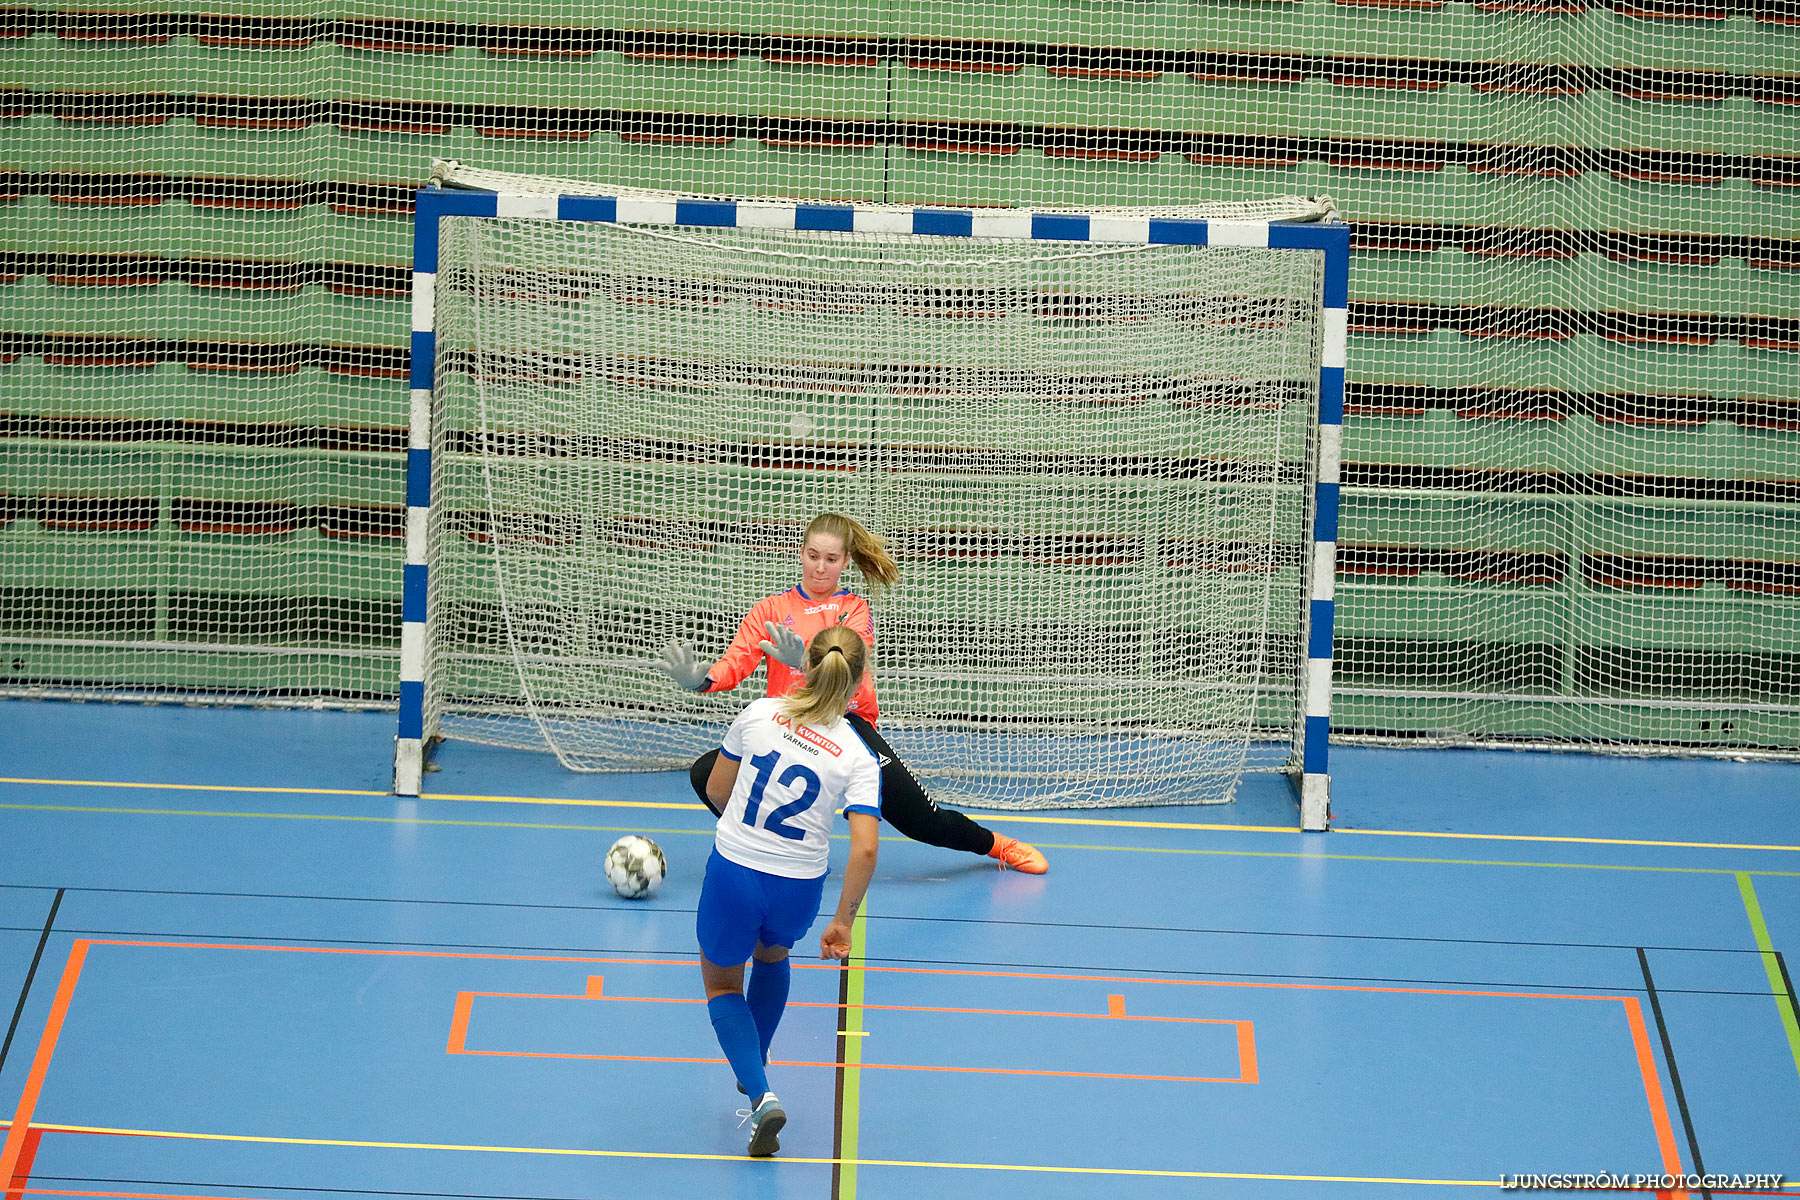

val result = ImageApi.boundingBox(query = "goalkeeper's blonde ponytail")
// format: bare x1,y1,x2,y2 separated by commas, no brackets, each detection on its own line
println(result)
779,625,867,730
806,513,900,594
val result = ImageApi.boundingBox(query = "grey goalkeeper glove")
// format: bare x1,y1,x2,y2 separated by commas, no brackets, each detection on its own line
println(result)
652,641,712,692
758,621,806,670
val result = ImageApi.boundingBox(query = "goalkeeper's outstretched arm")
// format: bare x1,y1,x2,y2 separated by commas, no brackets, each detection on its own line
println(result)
654,602,781,696
702,594,789,693
652,642,712,691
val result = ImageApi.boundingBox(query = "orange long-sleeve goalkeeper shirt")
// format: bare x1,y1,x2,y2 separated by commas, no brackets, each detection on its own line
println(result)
703,587,879,723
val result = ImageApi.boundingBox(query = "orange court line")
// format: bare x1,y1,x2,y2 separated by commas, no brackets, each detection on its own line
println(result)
14,1192,268,1200
0,939,1687,1188
4,1127,42,1200
54,940,1640,1002
851,960,1626,1003
1236,1020,1260,1084
452,1043,1251,1084
11,1189,275,1200
74,939,694,967
449,977,1257,1082
451,985,1248,1025
0,943,88,1184
446,991,472,1056
1623,996,1692,1200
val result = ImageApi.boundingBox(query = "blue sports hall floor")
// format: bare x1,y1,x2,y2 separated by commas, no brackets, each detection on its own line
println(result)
1,700,1796,1199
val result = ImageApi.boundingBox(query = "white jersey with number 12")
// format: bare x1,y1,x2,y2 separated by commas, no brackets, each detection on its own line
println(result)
713,697,882,880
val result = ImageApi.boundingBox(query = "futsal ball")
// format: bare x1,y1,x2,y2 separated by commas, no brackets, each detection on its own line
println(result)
604,835,666,899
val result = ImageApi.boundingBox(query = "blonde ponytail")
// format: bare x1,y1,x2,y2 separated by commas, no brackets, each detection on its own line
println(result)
806,513,900,594
779,624,868,729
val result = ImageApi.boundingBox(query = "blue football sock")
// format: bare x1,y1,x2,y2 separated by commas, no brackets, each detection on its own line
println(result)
746,957,792,1060
707,993,770,1100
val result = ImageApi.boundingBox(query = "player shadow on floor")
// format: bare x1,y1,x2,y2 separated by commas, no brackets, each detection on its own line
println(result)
880,860,1052,887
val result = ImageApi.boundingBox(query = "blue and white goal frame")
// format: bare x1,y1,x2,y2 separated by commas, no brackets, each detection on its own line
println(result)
395,185,1347,832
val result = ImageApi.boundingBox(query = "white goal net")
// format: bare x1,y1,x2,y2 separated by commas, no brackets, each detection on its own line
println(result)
419,182,1332,809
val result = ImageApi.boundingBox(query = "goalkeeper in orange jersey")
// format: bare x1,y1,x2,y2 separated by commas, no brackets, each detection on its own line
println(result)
654,512,1047,874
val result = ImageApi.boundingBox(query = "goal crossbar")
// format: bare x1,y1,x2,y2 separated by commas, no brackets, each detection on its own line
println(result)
397,180,1348,831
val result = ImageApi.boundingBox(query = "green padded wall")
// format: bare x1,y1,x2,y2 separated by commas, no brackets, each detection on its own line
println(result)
0,0,1795,754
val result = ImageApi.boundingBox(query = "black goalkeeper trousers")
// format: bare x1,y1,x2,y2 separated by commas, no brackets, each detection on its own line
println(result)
688,713,996,857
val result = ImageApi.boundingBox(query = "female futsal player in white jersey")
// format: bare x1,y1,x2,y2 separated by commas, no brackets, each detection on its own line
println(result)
656,512,1048,874
697,623,881,1157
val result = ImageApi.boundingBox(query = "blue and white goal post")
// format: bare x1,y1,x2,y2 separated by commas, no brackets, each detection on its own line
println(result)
396,175,1345,832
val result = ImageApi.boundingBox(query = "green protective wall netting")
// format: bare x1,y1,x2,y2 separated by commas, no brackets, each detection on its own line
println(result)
0,0,1795,754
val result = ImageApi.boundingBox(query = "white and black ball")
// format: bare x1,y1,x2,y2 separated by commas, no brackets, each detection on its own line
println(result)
604,835,666,899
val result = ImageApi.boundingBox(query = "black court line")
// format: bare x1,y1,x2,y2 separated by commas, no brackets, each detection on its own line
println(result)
4,915,1783,962
0,915,1785,961
0,886,62,1076
1778,951,1800,1118
20,924,1790,1000
11,915,1794,999
6,883,1783,956
1637,948,1710,1200
1776,950,1799,1024
848,951,1785,998
0,882,641,913
831,960,850,1200
868,913,1790,955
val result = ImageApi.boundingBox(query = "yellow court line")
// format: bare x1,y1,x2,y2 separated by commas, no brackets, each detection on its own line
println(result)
3,777,1284,824
5,802,1797,876
932,811,1299,834
0,777,389,799
1336,827,1800,854
0,777,699,811
4,775,1798,852
23,1123,1499,1186
423,791,721,811
969,812,1800,852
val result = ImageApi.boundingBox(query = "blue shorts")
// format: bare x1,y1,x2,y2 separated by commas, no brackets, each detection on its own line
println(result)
696,849,827,966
